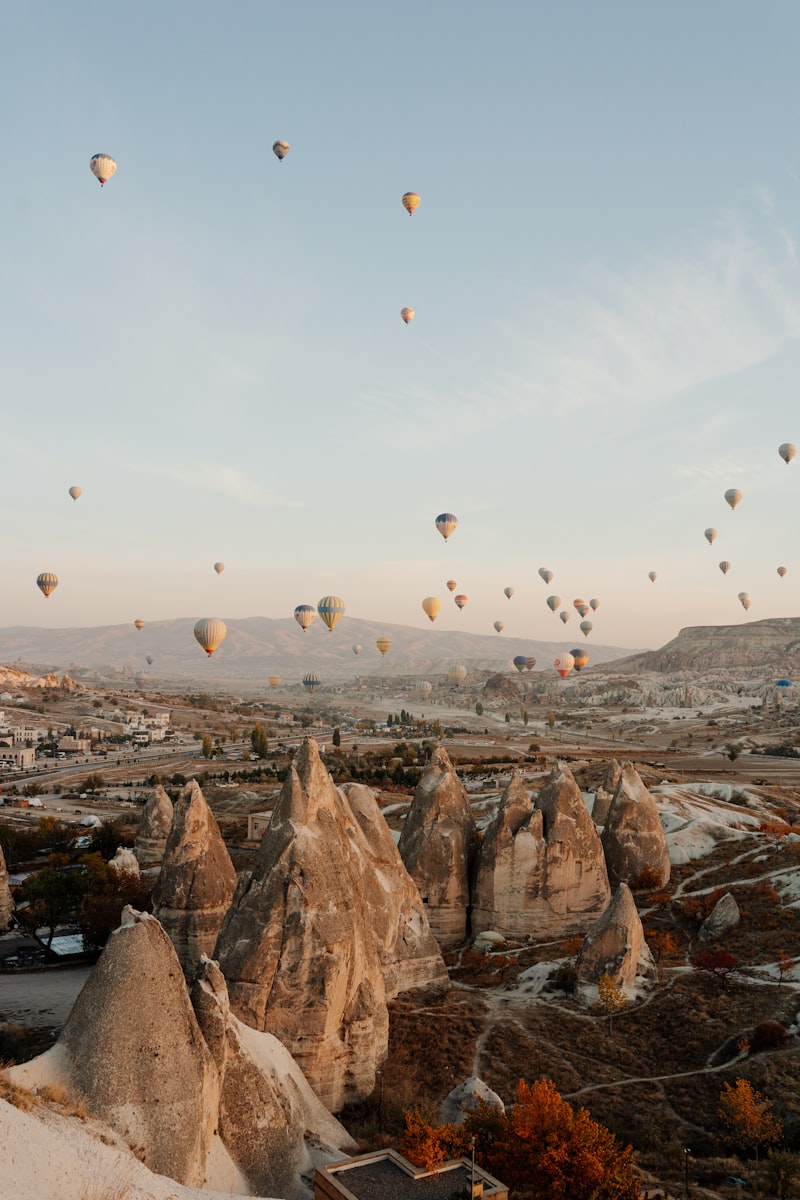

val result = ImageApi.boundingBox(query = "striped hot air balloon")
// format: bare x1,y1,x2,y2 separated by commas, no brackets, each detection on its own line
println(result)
36,572,58,598
317,596,345,631
435,513,458,541
89,153,116,185
194,617,227,656
402,191,420,215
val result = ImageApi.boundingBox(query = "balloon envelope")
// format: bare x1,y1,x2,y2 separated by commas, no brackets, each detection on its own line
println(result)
134,620,145,631
589,598,600,611
724,488,743,509
422,596,441,622
36,572,58,598
719,561,731,575
317,596,345,631
68,486,81,501
89,153,116,185
546,595,561,612
454,594,468,610
512,655,527,673
579,620,593,637
402,191,420,215
272,140,290,160
435,512,458,541
738,592,751,610
194,617,227,656
704,528,717,545
448,664,467,684
416,680,432,695
213,562,225,575
777,566,788,578
376,636,392,657
559,611,570,623
294,604,316,631
538,568,554,584
779,442,796,464
525,657,537,671
493,620,505,633
145,655,154,666
554,652,575,678
302,672,321,694
352,644,362,655
268,675,281,688
571,648,589,671
648,571,658,583
400,307,415,324
446,579,458,592
504,586,515,599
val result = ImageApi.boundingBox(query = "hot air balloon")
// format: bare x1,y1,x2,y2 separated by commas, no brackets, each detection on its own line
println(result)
134,619,145,631
400,307,415,325
494,620,505,634
579,620,593,638
272,140,290,161
704,528,718,545
573,598,586,611
90,153,116,185
738,592,751,611
448,664,467,685
504,586,515,599
546,595,561,612
416,680,432,696
435,513,458,541
36,572,58,598
402,191,420,215
513,656,527,673
777,566,788,578
352,644,362,655
268,675,281,688
589,598,600,612
68,486,81,502
454,594,468,611
525,657,537,671
213,562,225,575
317,596,345,631
422,596,441,622
538,568,554,584
648,571,658,583
571,648,589,672
724,488,743,510
294,604,316,632
554,652,575,678
376,636,392,657
779,443,796,464
576,604,589,618
559,611,570,624
194,617,227,656
776,679,793,689
446,579,458,592
145,655,154,666
302,672,321,694
719,561,731,575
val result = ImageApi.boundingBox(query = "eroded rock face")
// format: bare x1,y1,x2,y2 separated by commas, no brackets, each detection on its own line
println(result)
190,957,355,1197
133,784,174,867
108,847,140,876
601,764,671,889
440,1077,505,1126
57,909,219,1187
214,739,393,1111
152,781,237,979
575,882,656,999
471,773,545,937
591,759,622,827
700,891,740,940
0,843,14,929
397,746,478,948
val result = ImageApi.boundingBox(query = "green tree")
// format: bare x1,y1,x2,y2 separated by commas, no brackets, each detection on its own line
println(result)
521,707,529,726
81,773,105,794
332,727,341,748
20,867,87,949
201,734,213,759
475,702,484,716
250,724,269,759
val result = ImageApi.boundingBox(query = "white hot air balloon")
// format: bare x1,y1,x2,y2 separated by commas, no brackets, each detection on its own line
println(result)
503,586,514,599
89,154,116,186
738,592,751,611
648,571,658,583
213,562,225,575
704,528,717,545
538,567,554,584
779,443,796,465
493,620,505,634
352,644,362,655
559,610,570,623
724,488,743,510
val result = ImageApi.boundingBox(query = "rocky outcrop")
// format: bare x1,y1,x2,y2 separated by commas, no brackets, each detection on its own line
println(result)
190,957,355,1197
133,784,174,867
591,759,622,827
440,1077,505,1126
215,739,418,1111
575,883,656,1000
0,843,14,929
397,746,478,948
471,773,544,937
108,847,140,876
700,891,740,940
152,781,237,978
601,764,670,888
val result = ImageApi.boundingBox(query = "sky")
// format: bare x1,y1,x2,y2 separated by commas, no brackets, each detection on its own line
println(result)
4,1,800,651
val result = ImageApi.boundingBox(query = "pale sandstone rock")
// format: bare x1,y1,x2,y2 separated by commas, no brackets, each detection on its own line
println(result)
397,746,478,948
700,891,740,940
108,847,140,876
471,772,545,937
440,1076,505,1126
575,882,656,1001
133,784,174,867
152,780,237,978
601,763,671,889
0,843,14,929
591,759,622,827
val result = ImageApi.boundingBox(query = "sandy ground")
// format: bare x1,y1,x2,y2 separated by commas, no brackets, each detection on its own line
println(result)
0,966,91,1027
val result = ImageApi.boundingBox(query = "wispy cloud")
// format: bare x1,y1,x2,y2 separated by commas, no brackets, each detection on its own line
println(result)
130,461,301,508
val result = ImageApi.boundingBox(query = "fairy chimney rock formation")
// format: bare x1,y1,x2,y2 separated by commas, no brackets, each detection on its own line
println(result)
108,846,140,876
591,759,622,827
397,745,478,948
52,908,219,1186
440,1076,506,1126
0,843,14,929
700,891,740,940
471,772,545,937
215,738,409,1111
575,882,656,999
533,762,612,935
601,764,671,889
133,784,174,866
152,780,238,978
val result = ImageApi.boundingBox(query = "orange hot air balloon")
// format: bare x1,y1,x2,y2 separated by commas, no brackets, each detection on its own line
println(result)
454,594,468,610
777,566,788,578
402,191,420,216
134,619,145,631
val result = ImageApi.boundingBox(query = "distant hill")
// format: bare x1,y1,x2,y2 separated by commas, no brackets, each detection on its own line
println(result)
606,615,800,675
0,616,640,686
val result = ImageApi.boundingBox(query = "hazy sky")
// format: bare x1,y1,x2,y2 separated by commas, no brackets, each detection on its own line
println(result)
4,1,800,651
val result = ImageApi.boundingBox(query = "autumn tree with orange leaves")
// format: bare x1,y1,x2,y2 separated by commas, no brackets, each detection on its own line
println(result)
403,1078,641,1200
718,1078,782,1162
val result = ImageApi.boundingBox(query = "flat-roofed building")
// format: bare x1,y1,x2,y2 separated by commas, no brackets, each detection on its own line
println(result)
315,1150,507,1200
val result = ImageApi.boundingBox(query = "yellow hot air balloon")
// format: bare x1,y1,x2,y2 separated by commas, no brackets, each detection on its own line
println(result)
68,486,82,502
648,571,658,583
402,191,420,216
317,595,345,631
213,562,225,575
779,442,796,464
400,307,415,325
724,488,743,510
777,566,788,578
376,636,392,657
738,592,751,611
422,596,441,622
36,572,58,598
571,648,589,671
454,594,468,611
268,675,281,688
134,619,145,631
504,586,515,599
446,579,458,592
89,153,116,186
194,617,227,656
719,560,731,575
494,620,505,634
272,140,290,161
704,528,717,545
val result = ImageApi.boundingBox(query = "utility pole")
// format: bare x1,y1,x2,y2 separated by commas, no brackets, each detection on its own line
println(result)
684,1147,691,1198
